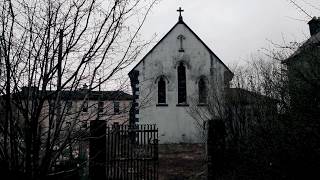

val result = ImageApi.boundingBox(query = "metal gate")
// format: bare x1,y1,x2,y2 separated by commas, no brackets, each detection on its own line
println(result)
106,124,158,180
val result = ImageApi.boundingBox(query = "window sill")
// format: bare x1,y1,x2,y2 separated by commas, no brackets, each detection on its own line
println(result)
197,103,208,107
156,104,168,107
176,104,189,107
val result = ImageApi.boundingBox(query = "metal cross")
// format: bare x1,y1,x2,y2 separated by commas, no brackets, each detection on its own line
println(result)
177,34,186,52
177,7,184,21
177,7,184,17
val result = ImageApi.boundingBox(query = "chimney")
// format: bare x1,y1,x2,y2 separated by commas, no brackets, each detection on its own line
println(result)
308,17,320,36
83,83,88,90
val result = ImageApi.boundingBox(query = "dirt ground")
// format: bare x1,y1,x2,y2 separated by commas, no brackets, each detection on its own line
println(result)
158,143,207,180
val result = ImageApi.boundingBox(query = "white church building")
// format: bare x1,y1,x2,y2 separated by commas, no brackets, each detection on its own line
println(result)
129,8,233,143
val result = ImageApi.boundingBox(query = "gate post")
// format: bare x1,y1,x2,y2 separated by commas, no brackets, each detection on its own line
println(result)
89,120,106,180
207,119,226,179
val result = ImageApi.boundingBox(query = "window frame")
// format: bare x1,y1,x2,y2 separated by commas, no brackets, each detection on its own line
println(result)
198,77,208,105
82,101,88,112
98,101,104,113
177,62,187,105
157,76,167,105
113,101,120,114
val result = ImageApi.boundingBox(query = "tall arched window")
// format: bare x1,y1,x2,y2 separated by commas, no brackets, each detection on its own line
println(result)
178,62,187,103
199,77,207,104
158,76,166,104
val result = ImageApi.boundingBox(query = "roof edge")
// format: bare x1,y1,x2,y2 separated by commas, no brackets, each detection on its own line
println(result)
128,19,234,76
129,20,182,75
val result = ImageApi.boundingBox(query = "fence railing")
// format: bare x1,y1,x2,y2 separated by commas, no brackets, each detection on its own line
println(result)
106,124,159,180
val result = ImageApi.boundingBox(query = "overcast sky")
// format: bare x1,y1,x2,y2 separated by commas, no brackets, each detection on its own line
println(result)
137,0,320,66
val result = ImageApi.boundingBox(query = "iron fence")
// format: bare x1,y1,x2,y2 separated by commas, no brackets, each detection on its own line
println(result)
106,124,158,180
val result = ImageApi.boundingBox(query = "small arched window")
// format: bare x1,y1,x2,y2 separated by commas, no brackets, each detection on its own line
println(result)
178,62,187,104
199,77,207,104
158,76,166,104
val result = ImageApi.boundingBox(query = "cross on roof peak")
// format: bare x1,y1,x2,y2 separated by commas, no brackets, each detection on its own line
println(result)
177,7,184,22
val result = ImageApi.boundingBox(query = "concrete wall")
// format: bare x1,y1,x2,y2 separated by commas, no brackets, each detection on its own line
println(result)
133,22,229,143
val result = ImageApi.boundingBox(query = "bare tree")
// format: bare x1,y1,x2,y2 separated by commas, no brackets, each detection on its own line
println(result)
0,0,157,179
187,47,291,138
186,33,320,178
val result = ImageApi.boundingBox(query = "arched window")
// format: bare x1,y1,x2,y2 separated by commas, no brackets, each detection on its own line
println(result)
198,77,207,104
158,76,166,104
178,62,187,103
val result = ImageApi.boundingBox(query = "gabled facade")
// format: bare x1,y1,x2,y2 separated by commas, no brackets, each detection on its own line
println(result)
129,13,233,143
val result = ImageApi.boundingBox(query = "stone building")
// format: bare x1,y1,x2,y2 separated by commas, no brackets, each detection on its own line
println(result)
129,9,233,143
283,17,320,114
0,86,132,128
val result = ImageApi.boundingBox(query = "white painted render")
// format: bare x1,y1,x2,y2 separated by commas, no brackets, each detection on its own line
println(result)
10,98,132,132
132,22,231,143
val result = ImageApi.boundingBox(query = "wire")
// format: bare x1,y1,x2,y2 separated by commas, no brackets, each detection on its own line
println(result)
287,0,313,19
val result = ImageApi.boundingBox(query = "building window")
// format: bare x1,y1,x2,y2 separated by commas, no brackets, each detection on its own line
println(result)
113,101,120,114
178,62,187,104
112,122,120,129
198,77,207,104
82,101,88,112
66,101,72,109
66,101,72,114
158,77,166,104
81,121,87,128
98,101,104,113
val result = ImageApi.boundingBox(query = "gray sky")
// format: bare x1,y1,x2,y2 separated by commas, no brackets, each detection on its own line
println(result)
138,0,320,65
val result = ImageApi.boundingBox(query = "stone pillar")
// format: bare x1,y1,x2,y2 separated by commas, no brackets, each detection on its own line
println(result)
128,70,140,125
207,119,226,179
89,120,106,180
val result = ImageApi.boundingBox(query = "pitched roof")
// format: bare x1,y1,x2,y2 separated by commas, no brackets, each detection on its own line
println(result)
10,88,132,101
284,31,320,63
129,19,233,76
226,88,278,105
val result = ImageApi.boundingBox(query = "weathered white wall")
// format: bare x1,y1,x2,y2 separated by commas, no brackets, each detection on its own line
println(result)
133,23,229,143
